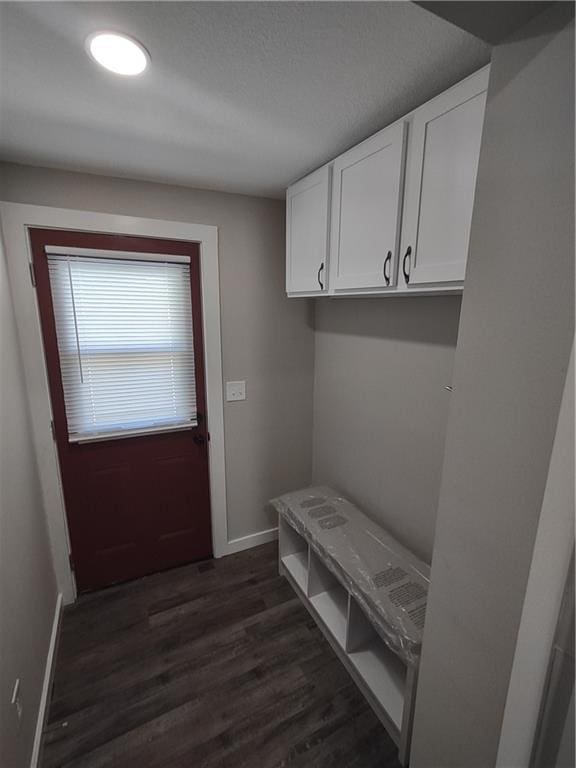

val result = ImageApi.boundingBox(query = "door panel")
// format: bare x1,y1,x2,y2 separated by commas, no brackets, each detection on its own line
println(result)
30,228,213,592
401,67,489,287
151,450,210,567
286,165,331,294
85,463,136,554
331,121,406,291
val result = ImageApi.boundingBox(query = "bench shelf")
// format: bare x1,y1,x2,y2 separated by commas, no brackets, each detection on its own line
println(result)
277,501,425,766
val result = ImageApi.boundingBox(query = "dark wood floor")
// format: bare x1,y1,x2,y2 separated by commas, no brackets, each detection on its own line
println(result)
41,542,401,768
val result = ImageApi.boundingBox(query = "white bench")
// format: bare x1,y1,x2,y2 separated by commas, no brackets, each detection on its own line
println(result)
270,486,430,766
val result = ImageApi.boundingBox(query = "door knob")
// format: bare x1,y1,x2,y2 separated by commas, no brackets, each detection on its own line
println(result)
193,434,206,446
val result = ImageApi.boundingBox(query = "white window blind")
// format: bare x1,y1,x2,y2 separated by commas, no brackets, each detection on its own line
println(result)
47,253,197,442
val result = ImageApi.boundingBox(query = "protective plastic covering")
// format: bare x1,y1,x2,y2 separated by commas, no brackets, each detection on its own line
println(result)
271,486,430,666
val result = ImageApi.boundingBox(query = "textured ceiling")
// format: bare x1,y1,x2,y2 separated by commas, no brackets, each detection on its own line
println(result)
0,2,491,198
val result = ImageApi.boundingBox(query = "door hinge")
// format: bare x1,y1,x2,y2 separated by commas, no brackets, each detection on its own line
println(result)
69,554,75,572
50,419,56,440
28,261,37,288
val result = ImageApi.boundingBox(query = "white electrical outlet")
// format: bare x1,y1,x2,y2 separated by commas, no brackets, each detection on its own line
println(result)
11,678,23,727
226,381,246,402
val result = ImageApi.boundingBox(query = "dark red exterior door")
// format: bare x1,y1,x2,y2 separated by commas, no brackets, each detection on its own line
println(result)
30,228,213,592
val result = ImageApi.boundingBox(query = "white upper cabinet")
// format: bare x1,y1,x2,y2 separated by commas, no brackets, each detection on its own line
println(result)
330,121,407,292
399,67,489,289
285,65,489,297
286,165,331,295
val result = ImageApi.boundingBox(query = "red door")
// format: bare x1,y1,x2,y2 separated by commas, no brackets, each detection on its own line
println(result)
30,228,212,592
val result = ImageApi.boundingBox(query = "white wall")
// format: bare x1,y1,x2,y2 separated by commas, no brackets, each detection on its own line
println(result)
0,162,315,549
411,5,574,766
0,234,58,767
496,346,574,767
312,295,461,563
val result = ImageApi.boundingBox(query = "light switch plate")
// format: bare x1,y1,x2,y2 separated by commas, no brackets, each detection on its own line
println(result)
226,381,246,402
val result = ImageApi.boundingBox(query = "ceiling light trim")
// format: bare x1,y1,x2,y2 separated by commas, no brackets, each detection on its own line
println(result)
85,31,150,77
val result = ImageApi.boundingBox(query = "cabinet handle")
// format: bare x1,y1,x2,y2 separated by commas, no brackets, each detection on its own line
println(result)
317,262,325,290
383,251,392,286
402,246,412,284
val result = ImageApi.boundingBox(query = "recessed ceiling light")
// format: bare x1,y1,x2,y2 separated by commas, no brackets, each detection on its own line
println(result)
86,32,149,76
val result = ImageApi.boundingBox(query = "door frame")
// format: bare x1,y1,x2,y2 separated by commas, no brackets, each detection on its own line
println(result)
0,202,228,603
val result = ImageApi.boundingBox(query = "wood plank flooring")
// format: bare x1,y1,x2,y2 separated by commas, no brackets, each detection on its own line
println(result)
41,542,401,768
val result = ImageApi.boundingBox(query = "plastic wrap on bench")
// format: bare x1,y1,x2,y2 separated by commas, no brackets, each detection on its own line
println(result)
270,486,430,666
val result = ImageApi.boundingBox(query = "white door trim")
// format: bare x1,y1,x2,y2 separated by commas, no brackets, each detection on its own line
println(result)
0,202,228,604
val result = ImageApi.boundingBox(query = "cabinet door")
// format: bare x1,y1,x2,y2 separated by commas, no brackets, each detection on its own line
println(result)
400,67,489,287
286,166,331,295
331,121,407,292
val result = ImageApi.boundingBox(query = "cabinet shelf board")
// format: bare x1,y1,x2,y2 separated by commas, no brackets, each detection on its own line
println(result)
310,587,348,648
281,551,308,592
349,639,407,730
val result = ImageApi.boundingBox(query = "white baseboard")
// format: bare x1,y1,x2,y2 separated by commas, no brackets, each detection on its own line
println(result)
30,592,63,768
224,526,278,556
